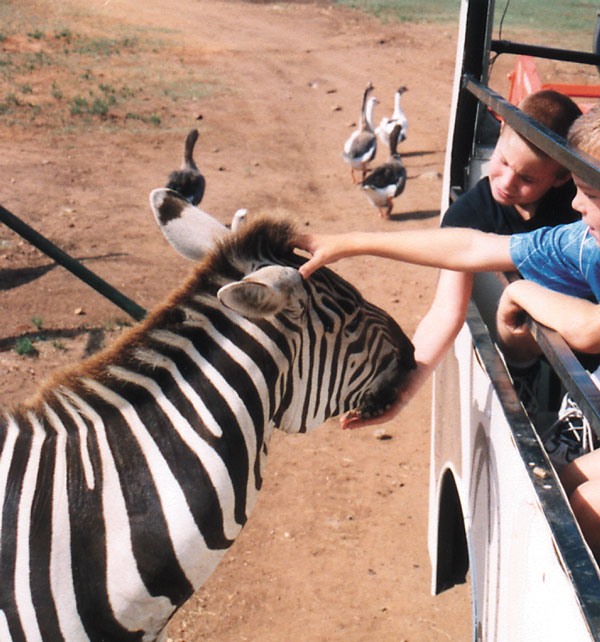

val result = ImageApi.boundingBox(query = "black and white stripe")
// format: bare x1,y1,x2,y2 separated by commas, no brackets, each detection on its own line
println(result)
0,214,415,641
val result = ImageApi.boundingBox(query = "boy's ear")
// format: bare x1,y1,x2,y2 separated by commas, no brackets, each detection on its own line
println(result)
553,171,572,188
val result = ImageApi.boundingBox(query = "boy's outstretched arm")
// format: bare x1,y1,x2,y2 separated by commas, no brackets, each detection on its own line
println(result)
295,228,514,278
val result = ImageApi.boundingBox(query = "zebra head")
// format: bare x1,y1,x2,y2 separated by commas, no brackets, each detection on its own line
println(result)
150,188,416,433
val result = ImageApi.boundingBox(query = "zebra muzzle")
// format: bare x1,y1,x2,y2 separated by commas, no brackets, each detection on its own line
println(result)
354,350,415,420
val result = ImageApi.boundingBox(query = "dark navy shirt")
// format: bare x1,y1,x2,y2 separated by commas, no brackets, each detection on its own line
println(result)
441,176,580,234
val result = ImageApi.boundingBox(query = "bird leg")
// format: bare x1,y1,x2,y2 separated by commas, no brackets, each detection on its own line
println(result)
378,199,393,219
385,198,394,218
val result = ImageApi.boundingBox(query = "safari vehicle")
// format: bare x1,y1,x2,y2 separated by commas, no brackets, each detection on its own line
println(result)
428,0,600,639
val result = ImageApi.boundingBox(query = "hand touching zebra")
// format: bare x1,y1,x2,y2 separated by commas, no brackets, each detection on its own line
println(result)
0,189,415,642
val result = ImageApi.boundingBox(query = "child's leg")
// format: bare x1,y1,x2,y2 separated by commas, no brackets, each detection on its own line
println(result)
569,479,600,558
560,449,600,495
561,450,600,557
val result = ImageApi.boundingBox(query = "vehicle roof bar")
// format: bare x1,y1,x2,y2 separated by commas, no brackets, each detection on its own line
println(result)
491,39,600,66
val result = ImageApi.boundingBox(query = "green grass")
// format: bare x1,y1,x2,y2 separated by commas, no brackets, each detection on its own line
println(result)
492,0,599,33
336,0,599,37
14,337,37,357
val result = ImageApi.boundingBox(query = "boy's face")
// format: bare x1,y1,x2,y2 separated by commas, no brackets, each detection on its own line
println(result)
572,176,600,246
487,128,567,215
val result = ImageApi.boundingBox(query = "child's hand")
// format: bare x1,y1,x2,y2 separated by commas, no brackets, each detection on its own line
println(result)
295,233,351,279
497,283,529,334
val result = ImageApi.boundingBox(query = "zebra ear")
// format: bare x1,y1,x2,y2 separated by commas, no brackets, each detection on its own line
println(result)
149,188,230,260
217,265,306,318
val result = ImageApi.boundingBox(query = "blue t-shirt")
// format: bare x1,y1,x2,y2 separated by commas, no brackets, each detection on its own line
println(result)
509,220,600,302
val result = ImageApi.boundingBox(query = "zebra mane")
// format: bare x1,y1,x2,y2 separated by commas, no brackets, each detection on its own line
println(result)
18,217,301,414
205,216,300,274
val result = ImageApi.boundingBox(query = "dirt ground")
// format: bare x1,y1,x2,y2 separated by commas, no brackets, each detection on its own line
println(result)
1,1,594,640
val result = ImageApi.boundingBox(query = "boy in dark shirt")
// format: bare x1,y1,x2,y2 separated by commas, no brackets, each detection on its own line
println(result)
350,90,582,429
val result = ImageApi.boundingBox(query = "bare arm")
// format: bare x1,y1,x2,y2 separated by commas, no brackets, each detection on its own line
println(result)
409,269,474,386
498,279,600,353
296,228,514,278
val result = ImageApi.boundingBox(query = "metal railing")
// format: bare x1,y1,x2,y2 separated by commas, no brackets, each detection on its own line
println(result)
0,204,147,322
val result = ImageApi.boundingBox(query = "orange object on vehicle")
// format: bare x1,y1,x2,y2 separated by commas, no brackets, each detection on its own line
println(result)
508,55,600,112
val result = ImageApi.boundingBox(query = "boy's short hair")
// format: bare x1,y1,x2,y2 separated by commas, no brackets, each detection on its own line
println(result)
519,89,582,140
507,90,582,174
568,102,600,160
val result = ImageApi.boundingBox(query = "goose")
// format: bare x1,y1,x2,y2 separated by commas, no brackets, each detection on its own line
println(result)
342,83,379,183
231,208,248,232
166,129,206,206
375,86,408,149
360,123,407,218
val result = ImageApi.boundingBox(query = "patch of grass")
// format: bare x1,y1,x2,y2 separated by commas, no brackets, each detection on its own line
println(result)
90,96,110,115
31,316,43,330
68,95,89,115
103,317,132,332
125,111,161,126
23,50,54,71
74,36,138,57
14,337,37,357
69,92,115,117
54,28,73,42
51,81,62,100
0,93,20,114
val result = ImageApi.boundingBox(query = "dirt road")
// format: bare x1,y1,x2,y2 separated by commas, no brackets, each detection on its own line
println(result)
0,1,473,639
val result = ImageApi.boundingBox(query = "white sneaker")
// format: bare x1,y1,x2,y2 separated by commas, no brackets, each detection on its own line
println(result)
542,394,596,469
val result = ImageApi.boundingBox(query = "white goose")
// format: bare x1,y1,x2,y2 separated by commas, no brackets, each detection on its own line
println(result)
361,123,407,218
376,86,408,149
342,83,379,183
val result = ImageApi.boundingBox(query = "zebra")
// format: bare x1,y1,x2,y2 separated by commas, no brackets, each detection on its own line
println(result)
0,189,416,642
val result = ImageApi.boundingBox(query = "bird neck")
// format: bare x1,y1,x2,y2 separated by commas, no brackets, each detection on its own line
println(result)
393,93,403,118
364,100,376,131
